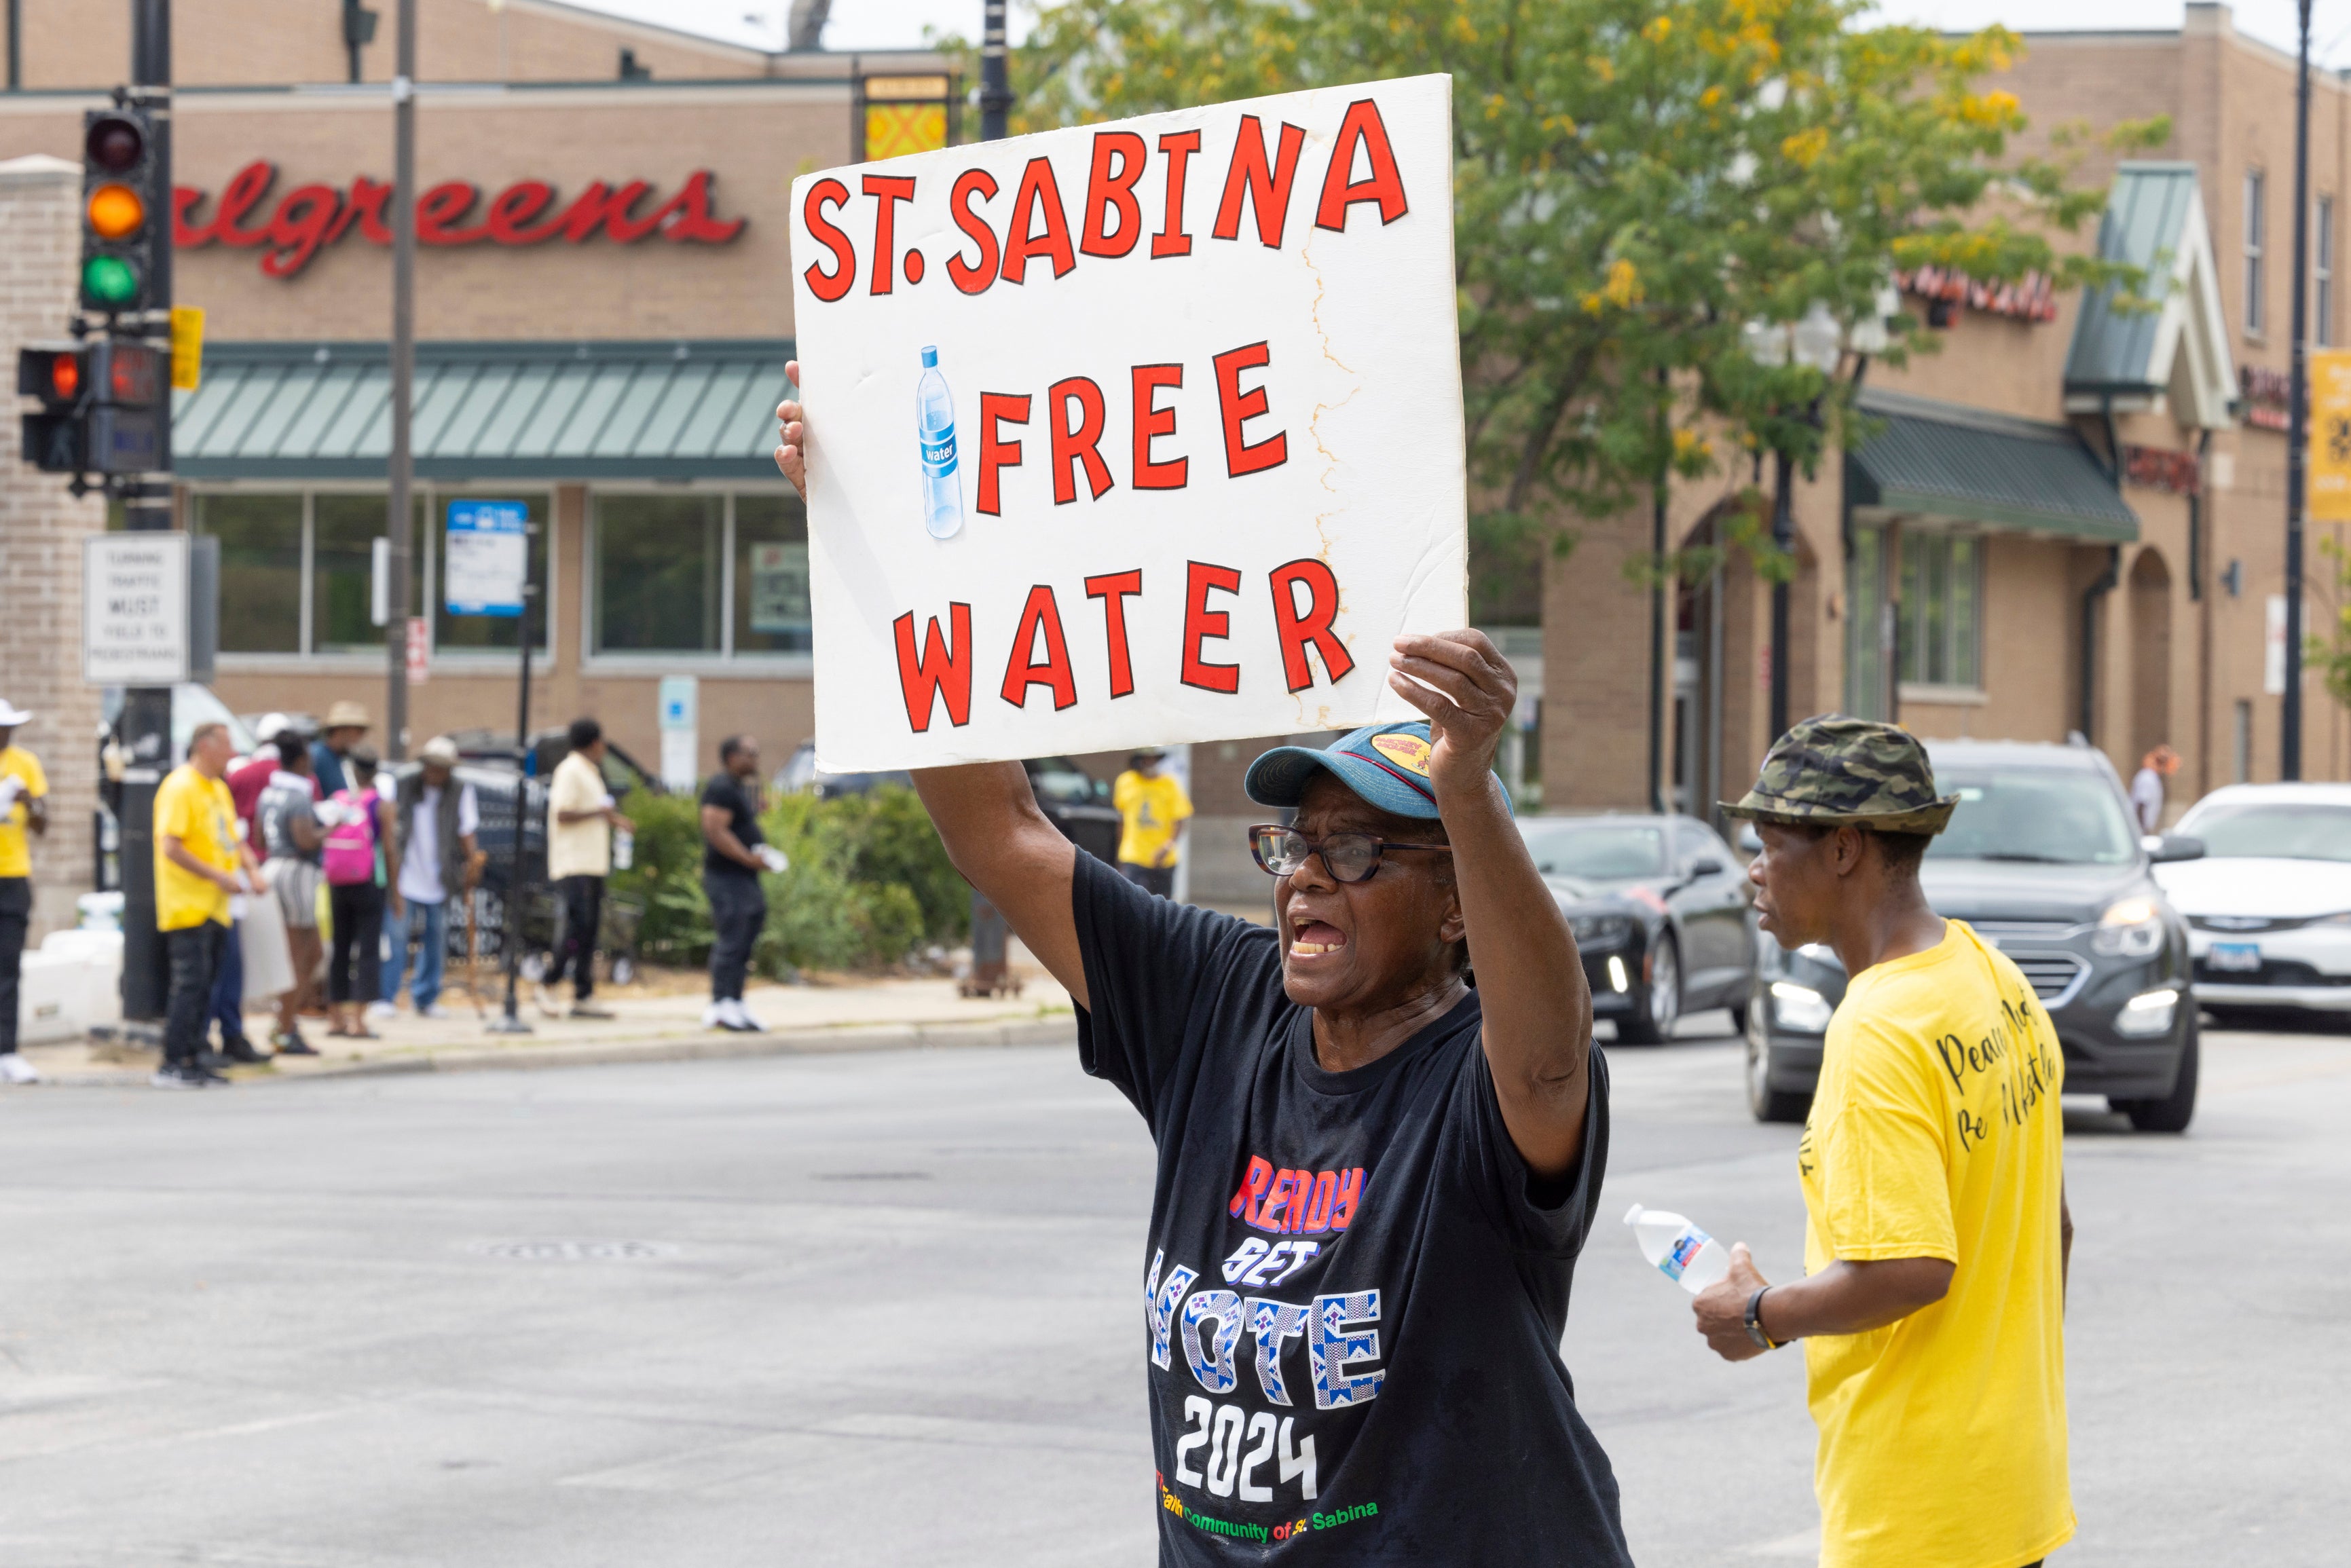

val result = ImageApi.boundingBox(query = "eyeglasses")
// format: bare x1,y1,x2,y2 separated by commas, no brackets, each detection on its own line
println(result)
1248,824,1454,884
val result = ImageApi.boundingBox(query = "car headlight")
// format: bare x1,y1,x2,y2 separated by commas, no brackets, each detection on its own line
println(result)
1769,980,1834,1033
1572,914,1635,949
2115,986,2179,1038
2092,895,2166,958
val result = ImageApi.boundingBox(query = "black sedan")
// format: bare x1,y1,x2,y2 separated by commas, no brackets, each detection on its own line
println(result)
1517,813,1757,1043
1743,739,2203,1133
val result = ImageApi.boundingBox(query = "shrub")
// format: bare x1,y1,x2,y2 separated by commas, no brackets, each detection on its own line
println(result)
609,782,968,975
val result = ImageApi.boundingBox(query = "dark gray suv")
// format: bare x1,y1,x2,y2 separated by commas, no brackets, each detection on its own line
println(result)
1744,739,2204,1133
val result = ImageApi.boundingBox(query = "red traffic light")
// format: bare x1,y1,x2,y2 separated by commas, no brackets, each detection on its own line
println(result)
85,115,145,173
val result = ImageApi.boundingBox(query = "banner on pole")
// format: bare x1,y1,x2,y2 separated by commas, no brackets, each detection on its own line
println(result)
791,75,1466,770
2309,348,2351,522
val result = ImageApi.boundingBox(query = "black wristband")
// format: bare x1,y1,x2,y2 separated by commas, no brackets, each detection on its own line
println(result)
1744,1286,1783,1351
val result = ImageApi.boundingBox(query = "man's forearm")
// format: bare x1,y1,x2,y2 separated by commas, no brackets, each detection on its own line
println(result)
1757,1257,1954,1342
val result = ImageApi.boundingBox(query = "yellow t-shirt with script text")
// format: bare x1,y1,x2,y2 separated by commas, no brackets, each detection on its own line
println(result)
1798,918,2072,1568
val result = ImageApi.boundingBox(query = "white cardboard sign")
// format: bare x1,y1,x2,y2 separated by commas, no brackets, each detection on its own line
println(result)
792,75,1466,769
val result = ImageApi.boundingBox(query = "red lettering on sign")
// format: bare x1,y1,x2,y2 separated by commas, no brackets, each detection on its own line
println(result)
1000,156,1077,284
1130,364,1187,491
948,168,1001,294
892,603,974,732
1213,341,1288,478
1153,130,1200,259
653,170,745,244
484,181,555,244
1269,558,1352,692
1212,115,1307,248
1048,377,1113,504
1081,130,1147,259
210,160,278,248
862,173,917,296
331,177,395,246
1001,585,1079,711
261,184,341,279
1085,570,1143,698
800,177,857,303
1315,98,1409,231
1181,561,1243,694
978,392,1030,516
415,181,488,246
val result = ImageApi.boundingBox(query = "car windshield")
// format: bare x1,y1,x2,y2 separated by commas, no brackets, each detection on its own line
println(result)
1517,821,1667,879
1927,768,2139,865
1028,758,1100,806
2181,802,2351,862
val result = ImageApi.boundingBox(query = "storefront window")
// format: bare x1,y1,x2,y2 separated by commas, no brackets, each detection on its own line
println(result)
1900,531,1981,690
595,493,723,653
433,490,549,652
192,493,301,654
1844,524,1889,719
312,493,428,653
733,493,811,654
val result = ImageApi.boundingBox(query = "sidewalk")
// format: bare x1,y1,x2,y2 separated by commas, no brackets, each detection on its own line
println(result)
18,963,1075,1088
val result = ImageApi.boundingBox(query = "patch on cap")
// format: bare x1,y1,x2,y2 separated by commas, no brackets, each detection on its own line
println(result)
1367,732,1432,777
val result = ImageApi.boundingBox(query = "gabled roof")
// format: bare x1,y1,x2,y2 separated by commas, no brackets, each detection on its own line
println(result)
171,339,794,482
1850,388,2139,542
2063,162,2236,429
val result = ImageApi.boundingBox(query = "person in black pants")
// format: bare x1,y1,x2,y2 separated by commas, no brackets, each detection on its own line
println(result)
699,736,775,1032
0,696,50,1085
324,744,401,1039
543,718,631,1020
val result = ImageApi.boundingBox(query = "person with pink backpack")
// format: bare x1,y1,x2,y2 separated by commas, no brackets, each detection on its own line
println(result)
320,742,402,1039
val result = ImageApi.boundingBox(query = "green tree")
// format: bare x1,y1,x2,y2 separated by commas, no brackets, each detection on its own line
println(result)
944,0,2163,601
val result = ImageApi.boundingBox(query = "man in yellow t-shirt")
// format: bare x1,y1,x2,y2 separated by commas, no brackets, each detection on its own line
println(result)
154,722,259,1089
1695,717,2073,1568
1111,748,1191,899
1,698,52,1083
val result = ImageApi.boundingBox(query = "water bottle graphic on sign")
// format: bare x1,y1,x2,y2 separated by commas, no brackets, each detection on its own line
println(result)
916,346,964,540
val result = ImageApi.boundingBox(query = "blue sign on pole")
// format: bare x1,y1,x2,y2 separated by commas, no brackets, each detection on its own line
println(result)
444,500,529,618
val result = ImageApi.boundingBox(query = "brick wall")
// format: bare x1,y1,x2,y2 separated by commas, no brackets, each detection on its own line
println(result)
0,156,109,937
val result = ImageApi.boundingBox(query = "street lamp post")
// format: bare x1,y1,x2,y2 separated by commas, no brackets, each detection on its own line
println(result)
384,0,415,764
978,0,1010,143
2284,0,2314,780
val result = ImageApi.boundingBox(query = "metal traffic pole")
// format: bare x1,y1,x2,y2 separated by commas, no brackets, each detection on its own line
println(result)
384,0,415,763
2283,0,2313,780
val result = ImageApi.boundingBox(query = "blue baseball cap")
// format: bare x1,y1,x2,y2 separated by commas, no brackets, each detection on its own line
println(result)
1244,722,1453,821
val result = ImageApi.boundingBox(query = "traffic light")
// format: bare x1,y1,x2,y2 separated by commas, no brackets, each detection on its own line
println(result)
18,341,166,474
80,105,161,315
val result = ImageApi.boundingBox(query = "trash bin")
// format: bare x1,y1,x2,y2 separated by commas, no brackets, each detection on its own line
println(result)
960,889,1023,998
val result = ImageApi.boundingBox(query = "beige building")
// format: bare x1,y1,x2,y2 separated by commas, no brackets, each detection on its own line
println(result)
1545,3,2351,824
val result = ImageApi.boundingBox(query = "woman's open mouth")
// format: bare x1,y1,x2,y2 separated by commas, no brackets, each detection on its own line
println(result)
1289,919,1348,958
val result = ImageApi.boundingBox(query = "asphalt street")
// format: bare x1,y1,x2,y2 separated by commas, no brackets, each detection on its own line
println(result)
0,1012,2342,1567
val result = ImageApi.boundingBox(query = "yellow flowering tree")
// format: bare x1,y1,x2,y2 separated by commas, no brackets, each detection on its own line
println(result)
945,0,2164,612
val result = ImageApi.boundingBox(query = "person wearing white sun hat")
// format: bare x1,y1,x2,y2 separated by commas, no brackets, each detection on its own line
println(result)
0,698,50,1085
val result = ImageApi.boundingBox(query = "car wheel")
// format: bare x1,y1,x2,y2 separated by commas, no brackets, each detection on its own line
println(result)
1617,935,1681,1045
1745,986,1810,1124
2113,1016,2199,1134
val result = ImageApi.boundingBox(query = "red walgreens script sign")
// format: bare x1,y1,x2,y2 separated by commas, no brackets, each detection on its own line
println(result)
174,161,746,280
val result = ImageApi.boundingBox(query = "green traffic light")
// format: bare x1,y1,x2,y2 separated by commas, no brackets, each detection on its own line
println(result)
82,255,138,306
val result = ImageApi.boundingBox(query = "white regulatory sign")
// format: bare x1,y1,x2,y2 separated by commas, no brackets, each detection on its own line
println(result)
84,534,190,686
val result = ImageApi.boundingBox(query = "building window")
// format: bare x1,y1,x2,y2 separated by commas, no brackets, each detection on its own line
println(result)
193,487,548,658
2319,195,2336,348
591,491,808,658
2246,168,2266,336
1844,523,1891,720
1898,531,1981,690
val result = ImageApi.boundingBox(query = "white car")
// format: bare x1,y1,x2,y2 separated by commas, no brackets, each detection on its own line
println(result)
2155,783,2351,1019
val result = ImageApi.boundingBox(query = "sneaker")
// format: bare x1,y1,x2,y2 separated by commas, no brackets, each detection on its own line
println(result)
272,1032,321,1058
192,1064,233,1086
701,1003,725,1030
415,1003,453,1020
198,1051,232,1073
221,1037,274,1066
365,1001,398,1023
0,1053,41,1085
151,1064,208,1089
568,1002,614,1020
719,998,766,1034
533,982,559,1020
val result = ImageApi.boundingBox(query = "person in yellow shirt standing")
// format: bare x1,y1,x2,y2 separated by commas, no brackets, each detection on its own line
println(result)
0,699,51,1085
1694,717,2073,1568
1110,748,1191,899
154,722,261,1089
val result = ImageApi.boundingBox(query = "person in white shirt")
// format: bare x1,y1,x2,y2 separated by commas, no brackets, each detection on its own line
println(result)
385,736,480,1018
2130,744,2179,834
544,717,631,1020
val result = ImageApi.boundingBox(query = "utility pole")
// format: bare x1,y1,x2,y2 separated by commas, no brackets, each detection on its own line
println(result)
117,0,174,1019
978,0,1010,143
2284,0,2313,780
1769,449,1793,745
384,0,414,762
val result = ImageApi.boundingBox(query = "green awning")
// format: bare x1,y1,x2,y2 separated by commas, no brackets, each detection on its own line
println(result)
1847,388,2139,543
171,339,794,482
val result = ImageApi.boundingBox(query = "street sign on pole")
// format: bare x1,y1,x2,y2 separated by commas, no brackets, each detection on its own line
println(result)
657,675,698,790
83,531,189,686
443,499,528,616
406,615,430,686
2308,348,2351,522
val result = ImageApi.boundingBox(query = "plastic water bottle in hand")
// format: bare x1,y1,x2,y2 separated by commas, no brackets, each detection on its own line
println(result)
1625,1203,1730,1294
916,345,963,540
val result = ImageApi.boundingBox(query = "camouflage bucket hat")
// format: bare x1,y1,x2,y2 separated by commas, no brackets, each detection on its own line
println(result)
1721,714,1959,835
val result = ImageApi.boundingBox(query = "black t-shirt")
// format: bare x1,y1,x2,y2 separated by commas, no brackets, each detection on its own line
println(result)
699,772,764,880
1072,854,1629,1565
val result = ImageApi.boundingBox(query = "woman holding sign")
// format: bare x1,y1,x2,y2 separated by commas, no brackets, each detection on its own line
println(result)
778,386,1629,1564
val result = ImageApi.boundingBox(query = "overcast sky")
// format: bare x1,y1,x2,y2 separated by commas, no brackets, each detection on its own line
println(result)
568,0,2351,71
